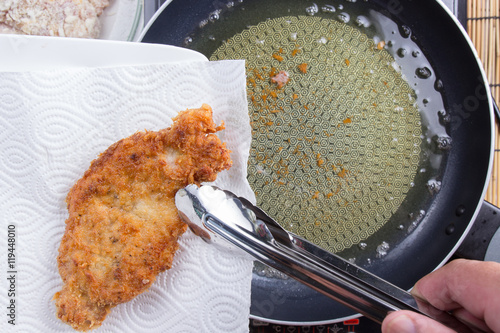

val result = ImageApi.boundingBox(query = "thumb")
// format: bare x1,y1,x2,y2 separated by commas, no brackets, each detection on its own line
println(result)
382,311,456,333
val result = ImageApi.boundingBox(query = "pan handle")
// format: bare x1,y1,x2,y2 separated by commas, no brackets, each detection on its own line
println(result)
493,97,500,121
455,201,500,261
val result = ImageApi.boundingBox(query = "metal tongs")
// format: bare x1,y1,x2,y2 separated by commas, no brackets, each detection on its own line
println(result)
175,184,473,332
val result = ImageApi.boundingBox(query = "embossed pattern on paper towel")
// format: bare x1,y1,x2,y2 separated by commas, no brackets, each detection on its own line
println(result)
0,60,254,333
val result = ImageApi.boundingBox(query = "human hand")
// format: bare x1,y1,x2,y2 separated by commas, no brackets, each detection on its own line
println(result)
381,259,500,333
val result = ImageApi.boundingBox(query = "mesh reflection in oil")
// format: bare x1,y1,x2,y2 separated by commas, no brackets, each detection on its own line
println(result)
211,16,422,253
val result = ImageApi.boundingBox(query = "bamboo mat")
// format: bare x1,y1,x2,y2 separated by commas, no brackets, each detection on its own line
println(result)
467,0,500,205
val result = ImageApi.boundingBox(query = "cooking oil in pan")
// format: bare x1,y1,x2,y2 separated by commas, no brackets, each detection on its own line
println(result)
189,0,450,257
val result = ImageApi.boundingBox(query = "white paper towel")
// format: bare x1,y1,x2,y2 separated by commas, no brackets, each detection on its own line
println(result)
0,60,255,332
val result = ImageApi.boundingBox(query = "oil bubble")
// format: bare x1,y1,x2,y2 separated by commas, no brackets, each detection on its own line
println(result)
416,67,432,79
438,110,451,124
435,79,444,91
408,210,426,232
426,179,442,195
305,3,319,16
321,5,336,13
199,19,209,28
317,36,328,44
397,48,407,58
409,210,426,222
253,261,289,279
408,221,418,232
208,10,221,22
435,136,452,150
184,36,193,45
338,12,350,23
412,50,420,58
376,241,390,258
355,15,370,27
358,242,367,250
399,25,411,38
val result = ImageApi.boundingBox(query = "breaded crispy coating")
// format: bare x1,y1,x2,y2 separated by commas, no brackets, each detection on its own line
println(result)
54,104,232,331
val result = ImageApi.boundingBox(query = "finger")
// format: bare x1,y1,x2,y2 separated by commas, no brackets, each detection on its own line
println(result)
411,259,500,332
382,310,456,333
452,308,494,333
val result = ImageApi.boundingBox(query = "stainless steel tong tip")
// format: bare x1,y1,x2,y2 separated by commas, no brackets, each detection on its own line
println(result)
175,184,266,249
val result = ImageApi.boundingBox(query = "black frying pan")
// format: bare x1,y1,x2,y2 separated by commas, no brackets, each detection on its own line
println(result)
140,0,499,325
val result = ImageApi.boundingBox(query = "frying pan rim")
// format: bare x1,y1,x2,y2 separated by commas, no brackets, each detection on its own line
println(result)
138,0,175,41
424,0,495,275
249,312,362,327
139,0,496,325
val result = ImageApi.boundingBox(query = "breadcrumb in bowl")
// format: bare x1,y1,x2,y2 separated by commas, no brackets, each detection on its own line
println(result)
0,0,140,39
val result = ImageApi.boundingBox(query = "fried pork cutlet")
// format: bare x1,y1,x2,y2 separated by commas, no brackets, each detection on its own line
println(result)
54,104,232,331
